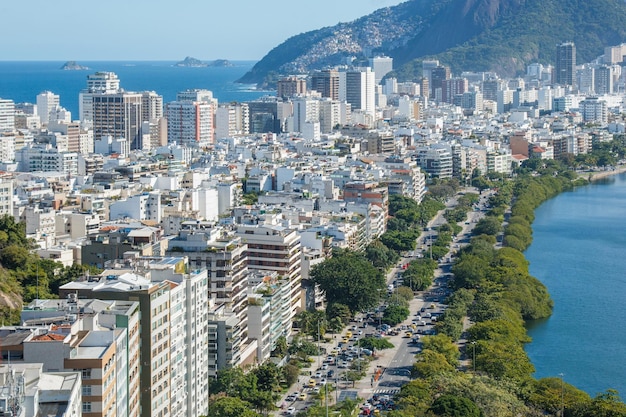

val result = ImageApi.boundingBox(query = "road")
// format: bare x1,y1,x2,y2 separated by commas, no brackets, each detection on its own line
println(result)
276,188,495,415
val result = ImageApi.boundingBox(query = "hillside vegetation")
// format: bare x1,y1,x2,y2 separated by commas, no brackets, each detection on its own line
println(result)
240,0,626,84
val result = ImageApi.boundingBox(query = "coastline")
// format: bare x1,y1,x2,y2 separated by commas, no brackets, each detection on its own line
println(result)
585,164,626,181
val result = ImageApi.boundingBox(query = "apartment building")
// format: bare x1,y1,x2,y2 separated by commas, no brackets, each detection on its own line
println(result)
236,215,303,324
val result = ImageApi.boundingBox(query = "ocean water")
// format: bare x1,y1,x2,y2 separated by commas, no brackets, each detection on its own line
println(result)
0,61,269,116
525,173,626,397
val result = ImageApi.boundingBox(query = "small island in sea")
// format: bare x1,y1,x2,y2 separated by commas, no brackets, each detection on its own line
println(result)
210,59,233,67
174,57,233,67
60,61,89,70
175,56,208,67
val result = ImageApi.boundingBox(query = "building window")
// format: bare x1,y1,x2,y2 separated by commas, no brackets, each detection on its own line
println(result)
82,385,92,396
82,402,92,412
82,369,92,379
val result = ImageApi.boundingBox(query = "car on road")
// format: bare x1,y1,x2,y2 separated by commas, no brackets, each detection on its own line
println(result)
298,392,307,401
286,394,297,402
308,379,316,387
285,406,296,415
327,370,335,378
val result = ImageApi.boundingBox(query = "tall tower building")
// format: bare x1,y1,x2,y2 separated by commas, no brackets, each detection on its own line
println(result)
556,42,576,86
340,67,376,118
430,66,450,100
369,56,393,84
92,93,143,149
595,65,614,94
80,72,121,122
310,69,340,100
36,91,60,126
166,90,217,147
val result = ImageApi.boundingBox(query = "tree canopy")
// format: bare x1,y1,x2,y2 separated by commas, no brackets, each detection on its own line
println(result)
310,249,385,313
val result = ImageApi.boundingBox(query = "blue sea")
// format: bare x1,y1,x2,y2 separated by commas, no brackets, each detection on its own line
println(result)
0,61,270,116
525,173,626,397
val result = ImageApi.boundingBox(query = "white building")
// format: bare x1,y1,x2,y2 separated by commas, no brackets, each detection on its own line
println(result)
340,67,376,119
580,97,608,124
0,98,15,131
166,101,216,147
0,179,13,216
79,72,121,122
109,192,162,222
36,91,60,126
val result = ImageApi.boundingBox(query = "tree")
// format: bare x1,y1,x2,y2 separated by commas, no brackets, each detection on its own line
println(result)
529,377,590,416
358,337,394,351
283,363,300,387
473,217,501,236
311,250,386,313
211,367,258,400
412,350,455,379
272,335,288,357
326,302,352,325
420,334,460,367
394,286,415,303
208,397,260,417
253,362,281,393
382,304,410,326
429,394,483,417
365,240,400,269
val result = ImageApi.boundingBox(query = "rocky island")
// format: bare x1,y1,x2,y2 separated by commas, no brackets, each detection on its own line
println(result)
60,61,89,70
175,56,208,67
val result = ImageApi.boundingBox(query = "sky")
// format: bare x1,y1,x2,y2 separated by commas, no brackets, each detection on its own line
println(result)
2,0,405,61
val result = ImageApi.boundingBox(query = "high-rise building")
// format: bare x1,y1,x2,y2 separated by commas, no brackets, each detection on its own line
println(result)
319,99,342,133
59,257,210,417
166,101,215,148
92,92,144,149
291,97,319,134
556,42,576,86
80,72,122,122
595,65,614,94
340,67,376,118
422,60,439,88
166,90,217,147
36,91,60,126
235,216,303,329
443,77,468,104
310,69,340,100
0,98,15,131
430,65,450,100
580,97,608,124
215,103,249,139
141,91,163,121
369,56,393,84
276,77,307,98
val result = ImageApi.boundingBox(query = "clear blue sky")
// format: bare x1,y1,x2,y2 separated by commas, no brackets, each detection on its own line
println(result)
2,0,404,61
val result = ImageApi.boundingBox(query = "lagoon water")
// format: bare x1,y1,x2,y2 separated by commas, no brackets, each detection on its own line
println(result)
0,61,268,116
525,173,626,397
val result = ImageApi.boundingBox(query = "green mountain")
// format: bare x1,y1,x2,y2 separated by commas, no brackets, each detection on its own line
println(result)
239,0,626,84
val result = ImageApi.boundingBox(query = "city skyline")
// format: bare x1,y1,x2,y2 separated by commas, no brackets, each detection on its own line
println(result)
2,0,403,61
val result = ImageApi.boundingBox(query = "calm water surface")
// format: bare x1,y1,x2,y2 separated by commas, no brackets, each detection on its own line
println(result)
525,173,626,396
0,60,268,116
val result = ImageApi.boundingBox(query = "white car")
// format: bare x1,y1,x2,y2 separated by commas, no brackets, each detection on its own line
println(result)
286,406,296,415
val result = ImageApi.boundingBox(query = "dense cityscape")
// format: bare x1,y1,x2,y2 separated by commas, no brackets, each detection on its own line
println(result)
1,37,626,417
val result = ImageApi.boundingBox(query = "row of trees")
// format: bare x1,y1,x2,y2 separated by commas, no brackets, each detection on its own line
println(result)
392,165,626,416
383,195,445,252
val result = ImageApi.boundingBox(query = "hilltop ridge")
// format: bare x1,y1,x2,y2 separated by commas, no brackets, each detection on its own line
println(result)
239,0,626,84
